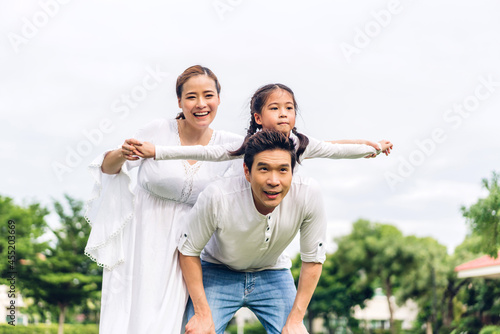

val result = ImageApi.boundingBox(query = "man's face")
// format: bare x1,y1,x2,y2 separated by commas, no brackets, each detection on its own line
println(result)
244,149,293,215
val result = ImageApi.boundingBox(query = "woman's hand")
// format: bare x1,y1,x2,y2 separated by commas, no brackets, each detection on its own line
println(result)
121,138,143,160
101,139,142,174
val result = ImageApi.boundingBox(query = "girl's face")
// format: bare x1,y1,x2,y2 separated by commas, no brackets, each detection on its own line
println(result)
178,75,220,130
254,89,296,136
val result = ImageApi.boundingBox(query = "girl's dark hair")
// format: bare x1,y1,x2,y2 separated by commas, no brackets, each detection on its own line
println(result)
175,65,221,119
230,83,309,162
244,129,296,172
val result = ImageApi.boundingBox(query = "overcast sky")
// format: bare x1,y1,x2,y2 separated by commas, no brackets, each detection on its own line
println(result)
1,0,499,254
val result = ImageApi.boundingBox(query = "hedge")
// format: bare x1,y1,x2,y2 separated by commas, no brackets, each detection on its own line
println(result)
480,326,500,334
0,324,98,334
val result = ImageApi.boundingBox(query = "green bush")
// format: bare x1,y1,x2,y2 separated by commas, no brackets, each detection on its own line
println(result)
403,330,424,334
438,326,456,334
226,321,266,334
0,324,98,334
480,326,500,334
453,316,483,334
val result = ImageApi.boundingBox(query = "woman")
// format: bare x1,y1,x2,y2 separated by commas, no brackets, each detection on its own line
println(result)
84,65,243,334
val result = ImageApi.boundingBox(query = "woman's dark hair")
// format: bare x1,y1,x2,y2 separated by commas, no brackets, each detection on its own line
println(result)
230,83,309,162
175,65,221,119
244,129,296,172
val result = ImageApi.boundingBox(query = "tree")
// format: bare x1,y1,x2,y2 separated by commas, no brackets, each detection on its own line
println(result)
454,277,500,332
291,252,373,334
0,195,50,325
461,171,500,258
397,236,449,333
439,235,484,329
335,219,418,334
23,195,102,334
0,196,49,287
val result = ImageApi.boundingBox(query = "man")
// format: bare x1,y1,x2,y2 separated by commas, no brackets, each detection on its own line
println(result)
178,129,327,334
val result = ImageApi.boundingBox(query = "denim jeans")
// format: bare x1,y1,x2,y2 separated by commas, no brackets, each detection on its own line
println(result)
186,260,297,334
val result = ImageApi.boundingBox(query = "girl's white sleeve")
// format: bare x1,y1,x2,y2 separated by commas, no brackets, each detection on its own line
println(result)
302,136,380,159
155,140,243,161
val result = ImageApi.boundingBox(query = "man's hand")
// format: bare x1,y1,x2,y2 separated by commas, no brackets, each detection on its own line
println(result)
282,320,309,334
179,253,215,334
282,262,321,334
185,313,216,334
186,314,215,334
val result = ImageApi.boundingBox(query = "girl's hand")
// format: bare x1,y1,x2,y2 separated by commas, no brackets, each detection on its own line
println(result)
132,141,155,159
121,138,143,161
378,139,393,156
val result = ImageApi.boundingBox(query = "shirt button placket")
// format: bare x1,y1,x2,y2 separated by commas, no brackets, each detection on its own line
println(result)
260,215,271,250
265,215,272,243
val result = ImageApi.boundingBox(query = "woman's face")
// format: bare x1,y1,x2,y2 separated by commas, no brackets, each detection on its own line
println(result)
254,89,296,136
178,75,220,130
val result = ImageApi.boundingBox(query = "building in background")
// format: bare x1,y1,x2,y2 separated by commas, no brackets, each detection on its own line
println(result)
455,251,500,279
353,288,418,331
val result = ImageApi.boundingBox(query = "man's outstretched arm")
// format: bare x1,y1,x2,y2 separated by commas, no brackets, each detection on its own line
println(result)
178,253,216,334
282,261,323,334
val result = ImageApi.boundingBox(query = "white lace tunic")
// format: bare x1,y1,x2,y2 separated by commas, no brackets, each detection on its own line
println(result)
84,119,242,334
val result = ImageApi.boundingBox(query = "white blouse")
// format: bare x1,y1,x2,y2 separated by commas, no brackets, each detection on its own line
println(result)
84,119,244,334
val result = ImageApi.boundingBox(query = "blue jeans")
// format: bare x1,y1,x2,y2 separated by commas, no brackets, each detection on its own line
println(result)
186,260,297,334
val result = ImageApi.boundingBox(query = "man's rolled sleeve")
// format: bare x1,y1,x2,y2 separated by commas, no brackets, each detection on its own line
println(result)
177,184,220,256
299,180,327,264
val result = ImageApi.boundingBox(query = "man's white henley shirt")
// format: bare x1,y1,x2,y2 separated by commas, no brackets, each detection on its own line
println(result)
178,175,327,272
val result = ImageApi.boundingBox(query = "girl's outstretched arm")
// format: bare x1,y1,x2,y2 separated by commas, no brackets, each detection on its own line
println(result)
303,136,393,160
327,139,392,156
133,136,393,161
133,140,243,161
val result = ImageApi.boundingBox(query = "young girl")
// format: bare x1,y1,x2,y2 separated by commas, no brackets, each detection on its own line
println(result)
129,83,392,164
85,65,243,334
